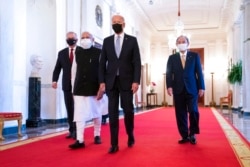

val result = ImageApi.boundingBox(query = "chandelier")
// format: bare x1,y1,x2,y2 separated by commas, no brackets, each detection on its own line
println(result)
175,0,184,36
168,0,189,50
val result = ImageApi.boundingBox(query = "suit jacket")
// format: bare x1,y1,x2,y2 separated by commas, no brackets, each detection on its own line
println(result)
99,34,141,90
166,51,205,95
52,46,82,91
73,46,101,96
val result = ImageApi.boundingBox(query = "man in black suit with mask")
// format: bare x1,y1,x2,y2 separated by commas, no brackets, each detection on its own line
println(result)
52,31,81,139
98,14,141,153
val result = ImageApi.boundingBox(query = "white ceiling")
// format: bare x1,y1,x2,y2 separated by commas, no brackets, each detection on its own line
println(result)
128,0,242,42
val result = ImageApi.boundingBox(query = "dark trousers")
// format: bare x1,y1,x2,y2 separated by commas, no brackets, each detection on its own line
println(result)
173,88,199,138
102,114,109,124
106,77,134,146
63,91,76,134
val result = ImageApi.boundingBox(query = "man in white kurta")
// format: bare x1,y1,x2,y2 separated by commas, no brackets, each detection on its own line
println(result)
69,32,107,149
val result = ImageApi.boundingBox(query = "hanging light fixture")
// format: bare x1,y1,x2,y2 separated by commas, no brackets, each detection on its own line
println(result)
174,0,184,36
168,0,189,50
149,0,153,5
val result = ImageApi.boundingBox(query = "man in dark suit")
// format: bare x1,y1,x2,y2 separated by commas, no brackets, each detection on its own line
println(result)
166,35,205,145
52,31,80,139
98,14,141,153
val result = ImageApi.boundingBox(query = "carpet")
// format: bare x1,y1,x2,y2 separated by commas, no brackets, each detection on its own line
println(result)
0,107,245,167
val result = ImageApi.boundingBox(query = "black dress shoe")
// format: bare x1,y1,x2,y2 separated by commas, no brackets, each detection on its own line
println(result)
128,141,135,147
178,137,190,144
65,134,72,139
128,135,135,147
66,131,76,139
94,136,102,144
189,135,197,144
108,146,119,154
69,140,85,149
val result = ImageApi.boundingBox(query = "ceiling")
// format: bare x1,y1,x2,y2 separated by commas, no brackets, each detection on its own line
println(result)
128,0,242,42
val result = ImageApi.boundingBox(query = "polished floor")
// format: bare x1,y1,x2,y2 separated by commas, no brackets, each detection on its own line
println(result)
220,107,250,141
0,107,249,146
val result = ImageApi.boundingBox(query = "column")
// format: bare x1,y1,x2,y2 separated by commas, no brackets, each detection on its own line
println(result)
209,72,216,106
242,0,250,115
162,73,168,106
0,0,15,111
0,0,27,126
26,77,43,127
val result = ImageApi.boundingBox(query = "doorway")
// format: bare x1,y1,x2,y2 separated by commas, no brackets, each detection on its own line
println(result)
189,48,204,106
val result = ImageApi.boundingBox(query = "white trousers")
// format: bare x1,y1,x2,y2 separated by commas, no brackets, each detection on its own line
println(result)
74,95,104,142
76,117,101,143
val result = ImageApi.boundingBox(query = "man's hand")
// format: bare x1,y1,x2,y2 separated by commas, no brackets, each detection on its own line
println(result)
96,89,104,100
167,88,173,96
96,83,106,100
52,82,57,89
199,89,205,97
131,83,139,94
99,83,105,92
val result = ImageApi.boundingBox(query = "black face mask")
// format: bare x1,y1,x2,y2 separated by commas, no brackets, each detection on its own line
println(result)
112,24,123,34
66,38,77,46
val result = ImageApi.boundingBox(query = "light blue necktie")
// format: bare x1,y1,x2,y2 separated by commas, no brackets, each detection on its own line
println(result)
115,36,121,57
115,36,121,75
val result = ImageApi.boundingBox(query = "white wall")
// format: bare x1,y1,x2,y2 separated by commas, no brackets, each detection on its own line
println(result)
1,0,246,130
0,0,27,127
26,0,58,120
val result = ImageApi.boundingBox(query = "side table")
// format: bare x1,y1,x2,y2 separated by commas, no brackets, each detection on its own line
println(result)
146,93,158,107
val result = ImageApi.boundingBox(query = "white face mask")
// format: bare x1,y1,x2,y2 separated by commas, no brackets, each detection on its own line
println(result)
81,38,92,49
177,43,188,51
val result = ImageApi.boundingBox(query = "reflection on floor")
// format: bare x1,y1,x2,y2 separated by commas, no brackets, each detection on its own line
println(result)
0,123,69,146
220,107,250,141
0,107,249,146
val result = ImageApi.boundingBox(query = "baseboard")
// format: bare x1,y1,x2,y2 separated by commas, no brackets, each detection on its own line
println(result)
2,118,68,136
42,118,68,124
2,125,25,136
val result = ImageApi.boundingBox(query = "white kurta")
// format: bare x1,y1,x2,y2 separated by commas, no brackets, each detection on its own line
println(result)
74,94,108,122
100,94,108,115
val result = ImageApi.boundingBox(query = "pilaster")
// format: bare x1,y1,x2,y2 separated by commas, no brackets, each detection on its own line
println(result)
241,0,250,114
